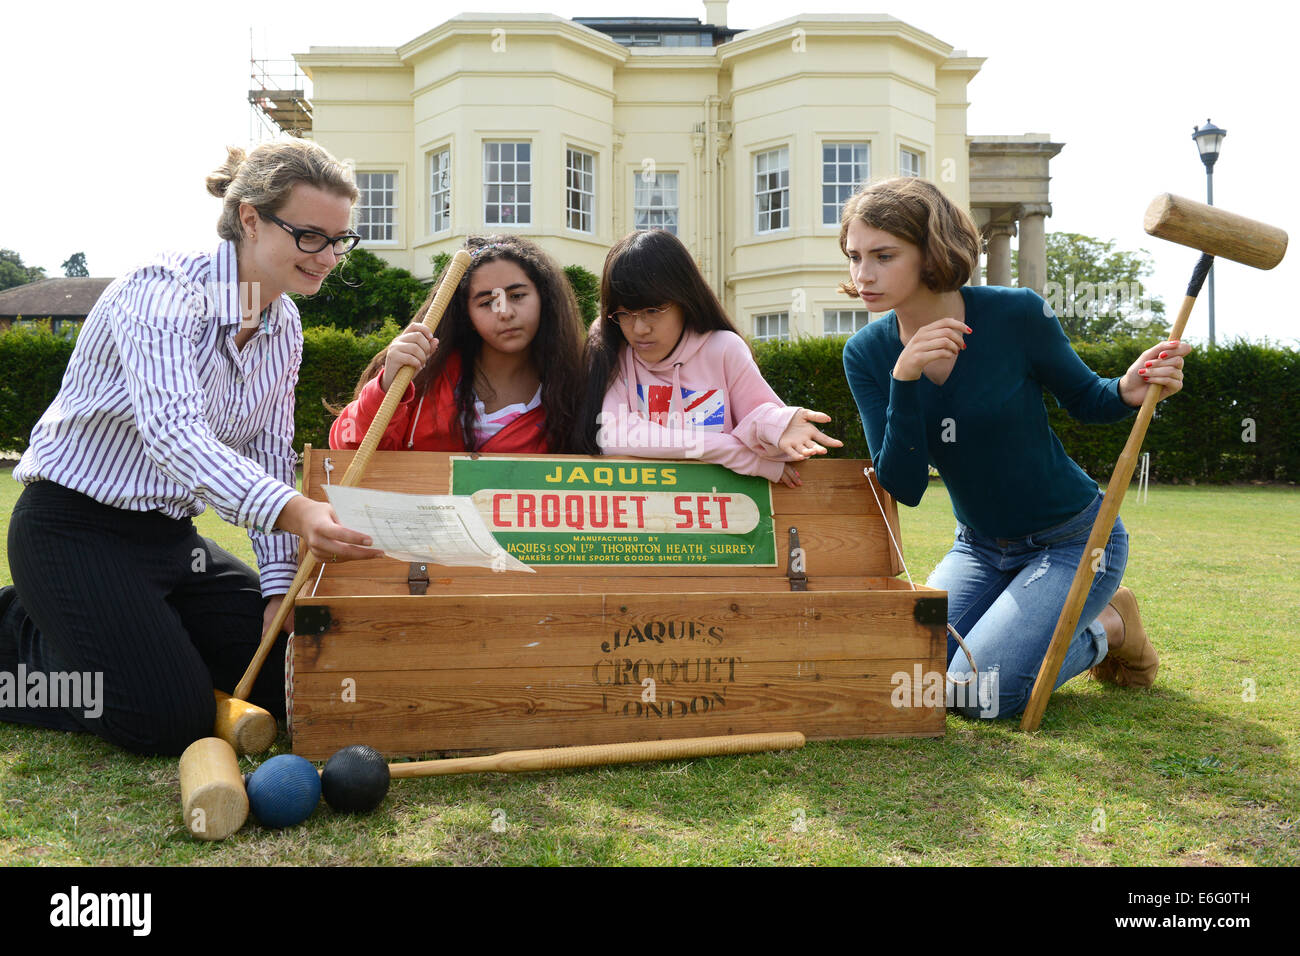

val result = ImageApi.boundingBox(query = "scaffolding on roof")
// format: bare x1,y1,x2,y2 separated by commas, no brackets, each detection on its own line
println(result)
249,57,313,139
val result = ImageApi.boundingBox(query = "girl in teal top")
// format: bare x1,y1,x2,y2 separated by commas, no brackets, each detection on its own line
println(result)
840,177,1190,719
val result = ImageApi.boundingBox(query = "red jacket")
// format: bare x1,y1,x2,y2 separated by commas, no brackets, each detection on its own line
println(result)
329,352,550,453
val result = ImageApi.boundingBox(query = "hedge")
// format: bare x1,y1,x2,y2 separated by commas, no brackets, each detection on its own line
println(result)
0,322,78,453
753,336,870,459
2,320,1296,484
295,322,401,452
1052,339,1300,484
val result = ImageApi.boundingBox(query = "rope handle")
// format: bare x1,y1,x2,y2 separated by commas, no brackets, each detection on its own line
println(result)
308,457,335,599
864,467,977,687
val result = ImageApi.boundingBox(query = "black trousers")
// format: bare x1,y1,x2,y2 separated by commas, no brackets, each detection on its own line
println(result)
2,480,287,755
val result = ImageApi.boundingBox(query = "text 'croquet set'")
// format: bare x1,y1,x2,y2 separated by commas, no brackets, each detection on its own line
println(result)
285,449,948,759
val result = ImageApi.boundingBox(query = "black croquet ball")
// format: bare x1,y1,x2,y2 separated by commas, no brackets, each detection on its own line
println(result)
321,745,391,813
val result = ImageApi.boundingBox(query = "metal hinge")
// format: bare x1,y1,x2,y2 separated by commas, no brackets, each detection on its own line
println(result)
914,597,947,626
408,562,429,596
786,526,808,591
294,605,333,637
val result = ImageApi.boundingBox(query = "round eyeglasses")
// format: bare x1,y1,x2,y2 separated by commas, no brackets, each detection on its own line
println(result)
261,211,362,255
607,305,673,327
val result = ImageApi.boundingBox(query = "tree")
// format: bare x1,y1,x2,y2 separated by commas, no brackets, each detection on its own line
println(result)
0,249,47,292
61,252,89,277
292,248,429,334
564,264,599,328
1014,233,1168,342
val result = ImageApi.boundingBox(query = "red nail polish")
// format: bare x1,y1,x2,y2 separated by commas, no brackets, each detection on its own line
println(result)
1140,369,1148,376
965,326,972,333
1159,351,1168,359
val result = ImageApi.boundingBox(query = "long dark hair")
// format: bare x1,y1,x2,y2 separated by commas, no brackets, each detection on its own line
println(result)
352,234,585,452
575,229,746,454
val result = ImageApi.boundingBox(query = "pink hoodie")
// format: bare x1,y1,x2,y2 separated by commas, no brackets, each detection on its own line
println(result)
597,326,800,481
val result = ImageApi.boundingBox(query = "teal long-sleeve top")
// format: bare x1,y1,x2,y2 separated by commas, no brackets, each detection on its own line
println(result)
842,285,1135,539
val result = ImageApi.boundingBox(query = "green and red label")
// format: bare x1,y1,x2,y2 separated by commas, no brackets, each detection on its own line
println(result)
450,457,776,566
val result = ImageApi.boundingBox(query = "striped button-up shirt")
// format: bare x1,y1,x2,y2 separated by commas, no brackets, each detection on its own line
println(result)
15,240,302,595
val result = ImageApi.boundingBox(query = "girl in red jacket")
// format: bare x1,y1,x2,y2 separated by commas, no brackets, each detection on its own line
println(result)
331,235,585,453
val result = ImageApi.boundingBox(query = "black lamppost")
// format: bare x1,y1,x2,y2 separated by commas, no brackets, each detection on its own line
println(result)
1192,119,1226,347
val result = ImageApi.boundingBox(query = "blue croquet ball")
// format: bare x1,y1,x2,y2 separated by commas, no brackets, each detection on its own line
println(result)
247,754,321,828
321,745,390,813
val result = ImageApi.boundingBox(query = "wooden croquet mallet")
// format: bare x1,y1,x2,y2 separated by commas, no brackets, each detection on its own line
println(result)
1019,195,1287,731
179,732,805,841
387,732,808,778
212,250,474,755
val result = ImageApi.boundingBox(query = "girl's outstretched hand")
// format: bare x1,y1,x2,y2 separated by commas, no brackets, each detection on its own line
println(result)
380,323,439,391
778,409,843,460
1119,339,1192,407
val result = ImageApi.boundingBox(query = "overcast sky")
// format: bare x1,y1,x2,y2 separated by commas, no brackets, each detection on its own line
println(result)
3,0,1293,346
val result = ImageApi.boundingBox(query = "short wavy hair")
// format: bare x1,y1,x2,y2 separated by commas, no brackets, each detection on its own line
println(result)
837,177,983,295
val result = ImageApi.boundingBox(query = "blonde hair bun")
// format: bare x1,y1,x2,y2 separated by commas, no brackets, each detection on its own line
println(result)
205,146,248,199
209,140,357,243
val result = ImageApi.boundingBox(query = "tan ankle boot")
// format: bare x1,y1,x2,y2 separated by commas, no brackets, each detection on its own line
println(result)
1090,586,1159,688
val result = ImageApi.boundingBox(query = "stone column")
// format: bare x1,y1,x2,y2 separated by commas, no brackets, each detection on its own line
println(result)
611,132,624,236
984,223,1016,288
968,207,990,284
715,138,730,297
1017,203,1052,293
692,128,706,270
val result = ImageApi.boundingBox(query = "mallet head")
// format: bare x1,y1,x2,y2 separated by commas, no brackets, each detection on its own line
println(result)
1144,194,1287,270
180,737,249,841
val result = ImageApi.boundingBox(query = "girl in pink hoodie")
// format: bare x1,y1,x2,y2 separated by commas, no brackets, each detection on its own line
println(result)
578,230,841,486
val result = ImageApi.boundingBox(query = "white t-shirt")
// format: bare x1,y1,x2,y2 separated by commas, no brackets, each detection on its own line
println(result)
473,386,542,441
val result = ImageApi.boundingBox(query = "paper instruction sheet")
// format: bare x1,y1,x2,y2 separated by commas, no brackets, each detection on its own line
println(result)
324,485,534,573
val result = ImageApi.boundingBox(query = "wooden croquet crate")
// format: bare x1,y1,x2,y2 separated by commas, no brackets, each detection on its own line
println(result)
288,447,947,759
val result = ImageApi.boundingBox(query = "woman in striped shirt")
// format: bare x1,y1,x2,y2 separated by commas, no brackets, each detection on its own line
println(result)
0,140,379,755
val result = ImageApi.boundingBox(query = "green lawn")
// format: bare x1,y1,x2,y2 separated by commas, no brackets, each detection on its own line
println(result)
1,466,1296,866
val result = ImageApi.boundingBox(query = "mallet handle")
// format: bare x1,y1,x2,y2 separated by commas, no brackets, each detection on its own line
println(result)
1020,264,1205,731
225,251,473,719
388,732,807,778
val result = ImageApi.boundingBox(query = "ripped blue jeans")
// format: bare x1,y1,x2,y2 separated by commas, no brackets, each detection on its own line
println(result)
925,492,1127,719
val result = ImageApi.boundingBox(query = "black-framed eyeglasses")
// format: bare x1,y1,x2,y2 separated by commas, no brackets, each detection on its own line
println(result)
607,304,673,327
261,211,362,255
